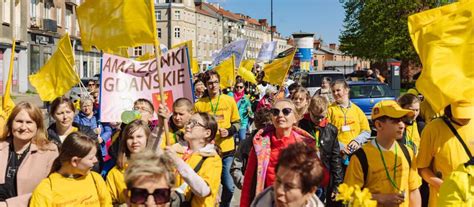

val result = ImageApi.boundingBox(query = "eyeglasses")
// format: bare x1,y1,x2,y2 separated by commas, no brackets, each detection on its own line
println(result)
133,106,153,114
270,108,293,116
186,119,207,128
235,85,244,89
129,187,171,205
207,80,219,86
88,83,95,86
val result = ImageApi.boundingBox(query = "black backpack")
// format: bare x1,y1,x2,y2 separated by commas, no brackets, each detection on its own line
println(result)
351,143,411,188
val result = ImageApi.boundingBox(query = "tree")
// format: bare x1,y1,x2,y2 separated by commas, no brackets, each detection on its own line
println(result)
338,0,455,82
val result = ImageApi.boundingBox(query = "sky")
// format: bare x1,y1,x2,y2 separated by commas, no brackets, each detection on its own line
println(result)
207,0,346,44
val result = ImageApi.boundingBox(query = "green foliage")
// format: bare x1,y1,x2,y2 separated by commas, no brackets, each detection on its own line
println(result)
338,0,455,63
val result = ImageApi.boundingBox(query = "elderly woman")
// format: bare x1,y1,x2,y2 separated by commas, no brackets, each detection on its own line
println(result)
74,97,98,131
124,150,176,206
256,85,278,112
240,99,316,207
0,102,58,207
252,142,325,206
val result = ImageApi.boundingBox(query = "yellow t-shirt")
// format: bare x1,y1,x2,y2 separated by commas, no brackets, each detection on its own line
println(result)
419,100,443,124
416,118,474,207
106,166,127,205
405,122,420,155
194,94,240,153
327,102,370,145
344,140,422,207
176,153,223,207
438,164,474,207
30,172,112,207
159,129,184,149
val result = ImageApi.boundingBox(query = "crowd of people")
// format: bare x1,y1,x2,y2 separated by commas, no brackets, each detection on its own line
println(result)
0,66,472,207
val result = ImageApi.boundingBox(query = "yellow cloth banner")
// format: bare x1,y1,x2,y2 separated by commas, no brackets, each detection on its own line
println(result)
2,40,16,116
238,67,257,84
241,59,255,71
214,55,235,89
263,49,296,86
29,33,80,102
408,0,474,112
77,0,156,53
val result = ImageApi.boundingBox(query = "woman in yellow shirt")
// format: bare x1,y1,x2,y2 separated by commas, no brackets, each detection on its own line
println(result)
165,112,223,207
106,120,151,205
30,132,111,206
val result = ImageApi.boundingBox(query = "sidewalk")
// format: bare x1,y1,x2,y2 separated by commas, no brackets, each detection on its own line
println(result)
12,92,44,108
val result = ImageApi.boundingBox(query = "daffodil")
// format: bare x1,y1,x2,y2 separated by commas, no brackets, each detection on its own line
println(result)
336,183,355,204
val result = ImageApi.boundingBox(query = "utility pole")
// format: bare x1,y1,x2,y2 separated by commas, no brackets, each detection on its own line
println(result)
270,0,273,41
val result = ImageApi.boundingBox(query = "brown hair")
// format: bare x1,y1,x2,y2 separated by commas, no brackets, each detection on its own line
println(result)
254,108,272,130
133,98,154,112
397,93,420,108
196,112,218,143
276,142,323,194
330,79,349,89
1,102,50,149
117,120,151,170
309,95,329,115
50,132,97,174
50,96,75,116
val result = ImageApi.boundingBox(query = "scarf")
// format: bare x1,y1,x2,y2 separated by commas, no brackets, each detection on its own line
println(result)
234,90,245,103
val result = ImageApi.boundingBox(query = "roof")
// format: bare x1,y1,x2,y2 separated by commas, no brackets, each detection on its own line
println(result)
217,8,241,21
319,46,343,55
195,6,214,18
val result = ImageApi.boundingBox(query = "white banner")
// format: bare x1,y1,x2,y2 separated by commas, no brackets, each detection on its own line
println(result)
256,41,277,62
211,39,248,68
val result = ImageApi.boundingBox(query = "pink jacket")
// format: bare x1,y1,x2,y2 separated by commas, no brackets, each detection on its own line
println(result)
0,141,58,206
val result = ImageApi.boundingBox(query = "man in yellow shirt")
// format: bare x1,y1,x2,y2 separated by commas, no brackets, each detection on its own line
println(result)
156,98,194,149
344,100,422,207
417,101,474,207
194,70,240,207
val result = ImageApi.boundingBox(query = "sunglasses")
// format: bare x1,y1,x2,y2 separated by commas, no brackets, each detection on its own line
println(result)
235,85,244,89
186,119,207,128
129,187,171,205
387,117,413,125
270,108,293,116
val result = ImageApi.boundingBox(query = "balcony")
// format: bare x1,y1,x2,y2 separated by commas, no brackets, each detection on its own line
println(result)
43,19,57,32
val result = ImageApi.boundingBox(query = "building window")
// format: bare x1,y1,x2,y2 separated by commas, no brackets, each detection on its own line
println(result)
174,27,180,38
134,46,143,56
3,0,11,24
174,10,180,20
155,10,161,20
157,28,161,38
65,6,73,32
56,7,62,26
30,0,38,18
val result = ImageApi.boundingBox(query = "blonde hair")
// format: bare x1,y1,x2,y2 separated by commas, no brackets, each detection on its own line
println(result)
309,95,329,115
125,150,176,188
1,102,50,149
117,120,151,170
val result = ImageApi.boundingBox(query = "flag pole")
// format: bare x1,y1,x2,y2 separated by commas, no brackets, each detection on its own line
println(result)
150,0,171,147
3,38,16,115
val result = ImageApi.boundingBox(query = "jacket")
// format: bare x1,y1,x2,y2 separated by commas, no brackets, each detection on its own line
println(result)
299,115,343,205
240,126,316,207
236,96,253,129
73,111,98,130
0,141,58,206
230,130,255,189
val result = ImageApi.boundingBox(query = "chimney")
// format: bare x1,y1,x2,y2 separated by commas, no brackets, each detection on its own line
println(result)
258,19,267,26
313,39,321,49
329,43,337,50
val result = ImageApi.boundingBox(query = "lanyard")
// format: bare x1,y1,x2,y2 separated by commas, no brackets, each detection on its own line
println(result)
314,129,320,148
375,139,400,191
339,103,350,125
405,126,415,150
210,95,221,116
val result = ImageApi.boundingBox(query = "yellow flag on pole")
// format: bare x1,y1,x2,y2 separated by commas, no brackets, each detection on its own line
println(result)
191,58,200,74
77,0,156,53
238,66,257,84
408,0,474,112
214,55,235,89
2,40,16,116
241,59,256,71
29,33,80,101
263,48,296,86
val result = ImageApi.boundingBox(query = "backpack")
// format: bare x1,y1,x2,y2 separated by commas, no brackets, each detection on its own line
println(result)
170,157,208,207
351,143,411,188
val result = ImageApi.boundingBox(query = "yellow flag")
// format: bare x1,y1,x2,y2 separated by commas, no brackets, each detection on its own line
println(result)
241,59,256,71
238,67,257,84
29,33,80,101
214,55,235,89
192,58,200,74
2,40,16,116
263,48,296,86
136,52,154,61
77,0,156,53
408,0,474,112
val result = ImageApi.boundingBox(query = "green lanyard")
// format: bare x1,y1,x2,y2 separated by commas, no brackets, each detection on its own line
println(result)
339,103,350,125
209,95,221,116
314,130,320,148
374,139,400,191
405,126,415,150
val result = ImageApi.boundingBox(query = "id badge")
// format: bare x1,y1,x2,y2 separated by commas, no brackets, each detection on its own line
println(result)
342,125,351,132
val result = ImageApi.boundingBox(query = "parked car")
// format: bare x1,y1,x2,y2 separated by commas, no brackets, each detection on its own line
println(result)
348,81,395,133
302,70,345,96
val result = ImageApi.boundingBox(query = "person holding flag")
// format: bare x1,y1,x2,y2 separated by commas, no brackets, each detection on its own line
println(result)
194,70,240,207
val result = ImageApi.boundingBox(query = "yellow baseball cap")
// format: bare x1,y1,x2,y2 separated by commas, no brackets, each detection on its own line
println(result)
372,100,415,120
451,100,474,119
